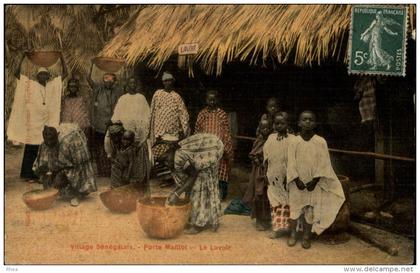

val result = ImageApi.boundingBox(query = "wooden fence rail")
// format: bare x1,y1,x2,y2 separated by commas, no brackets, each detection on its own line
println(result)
233,135,415,163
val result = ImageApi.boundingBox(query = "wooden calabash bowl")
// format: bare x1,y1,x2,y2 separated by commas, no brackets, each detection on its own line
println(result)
137,197,192,239
318,175,351,244
92,57,125,73
100,184,145,213
26,51,61,67
22,188,59,210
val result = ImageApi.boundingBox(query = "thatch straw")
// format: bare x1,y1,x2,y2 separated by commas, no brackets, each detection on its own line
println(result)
101,4,416,76
100,5,352,75
7,5,138,74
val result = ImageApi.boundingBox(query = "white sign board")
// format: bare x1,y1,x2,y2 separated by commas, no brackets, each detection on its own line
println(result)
178,43,199,55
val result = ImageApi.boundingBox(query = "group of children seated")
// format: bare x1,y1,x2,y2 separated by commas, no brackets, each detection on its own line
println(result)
244,98,346,249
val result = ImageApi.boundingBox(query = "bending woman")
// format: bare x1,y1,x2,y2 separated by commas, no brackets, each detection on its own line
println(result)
163,133,224,234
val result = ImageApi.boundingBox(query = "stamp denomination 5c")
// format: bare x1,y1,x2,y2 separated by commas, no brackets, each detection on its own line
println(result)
348,5,408,77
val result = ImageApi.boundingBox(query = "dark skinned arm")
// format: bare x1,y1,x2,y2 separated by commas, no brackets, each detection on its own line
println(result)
60,53,68,79
306,177,320,192
283,176,287,191
167,166,197,205
294,177,306,191
14,53,26,79
87,61,95,89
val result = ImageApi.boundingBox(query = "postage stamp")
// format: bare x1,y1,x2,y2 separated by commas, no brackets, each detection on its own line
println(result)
348,5,408,77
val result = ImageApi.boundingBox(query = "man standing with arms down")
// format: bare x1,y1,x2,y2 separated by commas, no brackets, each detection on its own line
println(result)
149,72,190,187
7,51,68,182
150,72,190,150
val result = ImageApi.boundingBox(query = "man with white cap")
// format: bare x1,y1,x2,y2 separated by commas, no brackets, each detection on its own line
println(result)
7,52,67,182
150,71,190,158
149,71,190,187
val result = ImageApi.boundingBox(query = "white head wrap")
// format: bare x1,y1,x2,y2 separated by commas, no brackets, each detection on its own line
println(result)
37,67,50,74
162,72,174,81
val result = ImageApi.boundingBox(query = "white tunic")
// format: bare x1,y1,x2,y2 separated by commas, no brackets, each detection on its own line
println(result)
263,133,296,207
7,74,62,145
105,93,152,163
287,135,345,235
111,93,150,143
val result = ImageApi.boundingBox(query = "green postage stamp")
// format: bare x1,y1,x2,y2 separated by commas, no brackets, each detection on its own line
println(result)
348,5,408,77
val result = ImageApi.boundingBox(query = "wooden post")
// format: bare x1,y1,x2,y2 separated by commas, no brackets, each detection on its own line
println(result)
387,90,395,202
375,120,385,190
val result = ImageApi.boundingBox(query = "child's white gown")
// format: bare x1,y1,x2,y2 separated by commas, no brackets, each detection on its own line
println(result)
287,134,345,235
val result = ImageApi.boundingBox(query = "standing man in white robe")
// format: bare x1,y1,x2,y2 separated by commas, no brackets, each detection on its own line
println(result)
7,52,68,182
287,111,345,249
104,77,152,188
109,77,150,144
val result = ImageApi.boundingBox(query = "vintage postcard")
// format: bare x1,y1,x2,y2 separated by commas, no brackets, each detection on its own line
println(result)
2,3,417,268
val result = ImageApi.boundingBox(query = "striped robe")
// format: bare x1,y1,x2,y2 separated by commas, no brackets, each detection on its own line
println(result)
61,96,90,129
194,107,233,182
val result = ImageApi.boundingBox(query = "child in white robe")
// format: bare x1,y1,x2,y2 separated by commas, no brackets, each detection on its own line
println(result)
287,111,345,249
263,112,296,238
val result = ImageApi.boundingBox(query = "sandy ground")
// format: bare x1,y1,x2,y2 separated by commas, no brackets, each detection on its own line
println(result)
4,145,415,264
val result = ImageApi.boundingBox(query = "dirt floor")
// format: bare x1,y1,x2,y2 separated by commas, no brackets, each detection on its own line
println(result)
4,145,415,264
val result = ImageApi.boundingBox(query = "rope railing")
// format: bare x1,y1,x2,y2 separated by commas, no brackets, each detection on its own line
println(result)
233,135,415,163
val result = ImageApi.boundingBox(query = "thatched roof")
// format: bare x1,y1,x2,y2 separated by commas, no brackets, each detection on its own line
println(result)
101,4,416,76
100,5,353,76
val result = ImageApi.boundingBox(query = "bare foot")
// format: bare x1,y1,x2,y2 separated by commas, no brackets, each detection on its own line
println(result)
26,179,38,184
184,226,201,235
211,223,219,232
256,222,267,231
268,231,281,239
70,197,80,207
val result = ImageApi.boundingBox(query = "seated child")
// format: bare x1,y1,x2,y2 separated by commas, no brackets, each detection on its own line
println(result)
110,130,138,189
287,111,345,249
243,118,273,231
256,97,280,136
194,90,234,201
263,112,296,239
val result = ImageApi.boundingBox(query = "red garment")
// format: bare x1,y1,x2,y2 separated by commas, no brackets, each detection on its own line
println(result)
194,107,234,182
152,143,171,160
271,204,290,231
60,96,90,129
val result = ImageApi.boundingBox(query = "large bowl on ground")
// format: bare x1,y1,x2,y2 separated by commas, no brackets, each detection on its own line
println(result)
100,184,146,213
92,57,125,73
22,188,59,210
318,175,351,244
26,51,61,67
137,197,192,239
